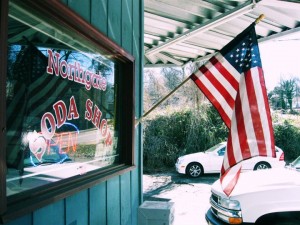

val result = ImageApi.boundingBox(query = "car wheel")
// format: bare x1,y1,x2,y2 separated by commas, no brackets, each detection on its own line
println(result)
254,162,271,170
186,163,203,178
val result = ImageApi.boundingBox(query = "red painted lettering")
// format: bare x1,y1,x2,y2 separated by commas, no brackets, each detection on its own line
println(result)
92,74,100,89
47,49,60,76
68,62,76,81
53,100,67,129
97,75,107,91
74,62,83,83
68,96,79,120
84,71,92,90
92,105,102,129
46,49,108,92
105,132,113,146
100,119,108,137
41,112,56,140
85,99,93,121
60,60,68,78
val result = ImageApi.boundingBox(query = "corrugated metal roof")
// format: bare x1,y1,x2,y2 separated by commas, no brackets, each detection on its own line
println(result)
144,0,300,67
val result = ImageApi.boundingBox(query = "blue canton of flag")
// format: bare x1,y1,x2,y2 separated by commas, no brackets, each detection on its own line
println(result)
222,31,262,74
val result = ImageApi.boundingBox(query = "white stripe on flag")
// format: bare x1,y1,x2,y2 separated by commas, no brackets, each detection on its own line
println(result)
215,54,240,83
229,113,243,165
252,69,273,156
202,59,238,100
239,72,260,157
196,72,234,120
222,148,230,172
221,163,242,196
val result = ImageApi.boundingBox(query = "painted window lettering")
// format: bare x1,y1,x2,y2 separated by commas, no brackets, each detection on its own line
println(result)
41,97,112,146
7,43,117,196
46,49,107,91
41,96,80,139
5,2,135,212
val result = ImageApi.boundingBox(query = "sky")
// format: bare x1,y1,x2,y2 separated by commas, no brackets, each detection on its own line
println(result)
259,32,300,91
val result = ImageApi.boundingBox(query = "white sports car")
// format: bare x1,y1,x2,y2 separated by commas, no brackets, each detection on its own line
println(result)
175,142,285,178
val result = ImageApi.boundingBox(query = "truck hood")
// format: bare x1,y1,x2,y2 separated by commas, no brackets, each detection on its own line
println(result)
211,167,300,197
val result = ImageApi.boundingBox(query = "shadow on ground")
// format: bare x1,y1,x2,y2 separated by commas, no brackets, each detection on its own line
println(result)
143,171,219,201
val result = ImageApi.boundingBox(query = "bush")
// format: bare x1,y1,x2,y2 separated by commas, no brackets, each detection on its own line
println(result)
274,120,300,162
143,106,228,172
143,110,191,172
143,108,300,173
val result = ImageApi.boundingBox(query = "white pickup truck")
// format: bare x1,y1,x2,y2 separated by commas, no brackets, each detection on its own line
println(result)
205,167,300,225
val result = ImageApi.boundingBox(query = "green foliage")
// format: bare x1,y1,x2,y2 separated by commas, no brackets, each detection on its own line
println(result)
269,77,298,110
143,106,228,172
143,110,191,171
143,107,300,172
274,120,300,162
72,144,95,159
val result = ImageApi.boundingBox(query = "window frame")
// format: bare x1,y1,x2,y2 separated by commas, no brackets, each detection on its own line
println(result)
0,0,135,221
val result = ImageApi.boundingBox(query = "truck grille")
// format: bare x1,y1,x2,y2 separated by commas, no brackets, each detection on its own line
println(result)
211,206,218,216
211,193,219,205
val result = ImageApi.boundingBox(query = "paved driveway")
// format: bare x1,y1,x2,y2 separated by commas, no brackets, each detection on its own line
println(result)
143,172,219,225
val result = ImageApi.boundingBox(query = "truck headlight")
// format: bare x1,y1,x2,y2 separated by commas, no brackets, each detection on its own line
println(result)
219,198,241,210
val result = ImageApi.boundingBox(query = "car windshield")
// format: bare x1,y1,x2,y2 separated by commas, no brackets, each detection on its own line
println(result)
205,143,226,153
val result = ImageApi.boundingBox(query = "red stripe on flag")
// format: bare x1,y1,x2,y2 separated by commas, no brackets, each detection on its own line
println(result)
225,135,237,169
199,64,235,110
220,166,242,196
210,56,239,91
245,69,267,156
235,91,251,159
221,164,225,175
190,73,231,128
258,68,276,157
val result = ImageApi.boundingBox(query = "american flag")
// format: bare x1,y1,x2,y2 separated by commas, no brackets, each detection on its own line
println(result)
190,22,275,196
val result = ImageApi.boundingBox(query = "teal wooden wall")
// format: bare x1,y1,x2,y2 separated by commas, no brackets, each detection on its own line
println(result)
6,0,144,224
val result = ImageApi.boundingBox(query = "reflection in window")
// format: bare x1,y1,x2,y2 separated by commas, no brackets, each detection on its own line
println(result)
6,8,119,196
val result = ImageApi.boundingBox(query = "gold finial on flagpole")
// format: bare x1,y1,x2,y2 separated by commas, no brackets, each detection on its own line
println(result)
255,14,265,24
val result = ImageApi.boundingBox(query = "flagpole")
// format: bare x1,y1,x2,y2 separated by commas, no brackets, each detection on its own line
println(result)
255,14,265,24
135,14,265,126
135,75,191,126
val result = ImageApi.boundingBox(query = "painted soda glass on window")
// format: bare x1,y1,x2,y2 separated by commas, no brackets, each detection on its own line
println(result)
6,6,119,196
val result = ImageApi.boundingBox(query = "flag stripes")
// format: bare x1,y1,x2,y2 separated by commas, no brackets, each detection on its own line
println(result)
220,164,242,196
190,54,240,128
244,68,267,156
255,69,275,157
222,67,274,172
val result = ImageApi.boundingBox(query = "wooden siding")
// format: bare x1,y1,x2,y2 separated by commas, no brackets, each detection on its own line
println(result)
5,0,143,224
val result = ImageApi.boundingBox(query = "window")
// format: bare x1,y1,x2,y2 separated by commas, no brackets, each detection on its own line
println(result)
0,0,135,217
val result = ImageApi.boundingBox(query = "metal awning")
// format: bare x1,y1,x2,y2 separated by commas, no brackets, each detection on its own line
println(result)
144,0,300,67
